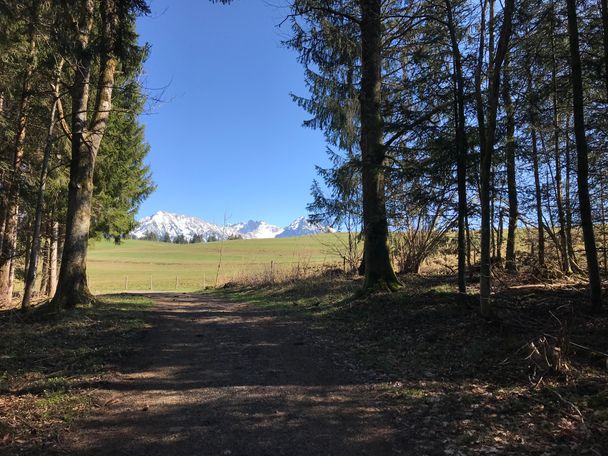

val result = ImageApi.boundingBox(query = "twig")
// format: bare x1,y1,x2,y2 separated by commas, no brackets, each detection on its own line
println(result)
543,333,608,358
546,387,585,423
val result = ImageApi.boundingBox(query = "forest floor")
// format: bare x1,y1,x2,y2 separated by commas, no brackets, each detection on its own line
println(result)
0,274,607,455
216,273,608,455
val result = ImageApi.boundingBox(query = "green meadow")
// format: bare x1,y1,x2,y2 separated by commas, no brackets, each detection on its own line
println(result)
87,235,344,293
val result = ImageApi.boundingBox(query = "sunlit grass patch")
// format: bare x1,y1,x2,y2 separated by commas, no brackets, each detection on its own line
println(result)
86,236,344,293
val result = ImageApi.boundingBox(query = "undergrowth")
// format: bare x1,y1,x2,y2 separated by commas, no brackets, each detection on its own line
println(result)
214,272,608,454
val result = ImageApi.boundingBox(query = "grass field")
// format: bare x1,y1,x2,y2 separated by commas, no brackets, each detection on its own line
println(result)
87,234,345,293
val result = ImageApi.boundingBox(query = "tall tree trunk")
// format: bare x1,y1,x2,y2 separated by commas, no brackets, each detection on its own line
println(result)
39,232,50,295
496,205,505,264
22,217,33,284
0,93,6,260
475,0,514,318
553,117,570,273
48,221,59,297
475,0,490,314
524,56,545,269
497,207,504,264
601,0,608,98
445,0,468,299
566,0,603,310
601,184,608,276
52,45,95,307
564,115,581,273
503,54,518,273
52,0,119,308
0,1,38,305
22,68,61,310
601,0,608,275
358,0,400,292
531,126,546,267
491,172,497,261
550,4,571,273
465,212,472,277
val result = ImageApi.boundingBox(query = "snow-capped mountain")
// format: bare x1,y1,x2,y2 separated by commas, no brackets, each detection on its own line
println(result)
131,211,332,242
231,220,284,239
131,211,227,241
276,216,332,238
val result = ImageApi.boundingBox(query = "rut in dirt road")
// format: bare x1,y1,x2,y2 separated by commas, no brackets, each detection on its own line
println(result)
64,293,405,456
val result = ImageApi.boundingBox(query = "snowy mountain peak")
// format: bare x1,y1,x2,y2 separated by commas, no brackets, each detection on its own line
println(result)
131,211,332,242
277,216,333,238
231,220,284,239
132,211,225,242
285,216,307,228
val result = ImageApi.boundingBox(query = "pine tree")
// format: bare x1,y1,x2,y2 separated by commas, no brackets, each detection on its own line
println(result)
566,0,603,310
475,0,515,318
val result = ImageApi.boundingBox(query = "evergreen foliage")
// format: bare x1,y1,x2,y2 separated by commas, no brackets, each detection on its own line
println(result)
0,0,154,308
288,0,606,309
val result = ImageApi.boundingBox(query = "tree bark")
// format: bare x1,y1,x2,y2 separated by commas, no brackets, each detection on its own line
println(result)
358,0,400,292
564,115,581,273
475,0,489,314
497,207,504,264
491,180,496,260
52,0,119,309
550,6,571,274
48,221,59,297
566,0,603,310
0,93,5,261
531,126,546,267
445,0,468,299
22,67,61,310
553,116,570,273
39,233,50,295
503,54,517,273
465,212,472,277
475,0,514,318
601,0,608,98
0,0,38,305
601,184,608,275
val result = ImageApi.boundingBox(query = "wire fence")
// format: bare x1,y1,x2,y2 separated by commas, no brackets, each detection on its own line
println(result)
89,259,342,293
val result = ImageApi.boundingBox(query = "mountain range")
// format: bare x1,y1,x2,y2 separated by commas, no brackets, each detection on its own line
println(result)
131,211,333,241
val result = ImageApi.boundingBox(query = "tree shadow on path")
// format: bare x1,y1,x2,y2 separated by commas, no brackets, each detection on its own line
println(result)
57,293,407,456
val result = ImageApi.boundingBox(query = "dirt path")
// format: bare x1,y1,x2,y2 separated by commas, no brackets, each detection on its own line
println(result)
63,293,405,455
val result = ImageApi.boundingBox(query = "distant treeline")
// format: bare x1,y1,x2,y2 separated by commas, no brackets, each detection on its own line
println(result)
137,232,243,243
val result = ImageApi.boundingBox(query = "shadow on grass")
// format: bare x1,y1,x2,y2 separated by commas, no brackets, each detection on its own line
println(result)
210,273,608,454
2,279,605,455
0,293,154,452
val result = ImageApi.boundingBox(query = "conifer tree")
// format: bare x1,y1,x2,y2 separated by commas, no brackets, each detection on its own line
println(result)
475,0,515,318
565,0,603,310
52,0,151,309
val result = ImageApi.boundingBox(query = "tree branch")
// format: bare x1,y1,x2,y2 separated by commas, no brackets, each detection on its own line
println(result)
294,4,361,25
55,95,72,141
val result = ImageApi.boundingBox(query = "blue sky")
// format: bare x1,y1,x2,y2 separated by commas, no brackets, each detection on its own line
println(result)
135,0,329,227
